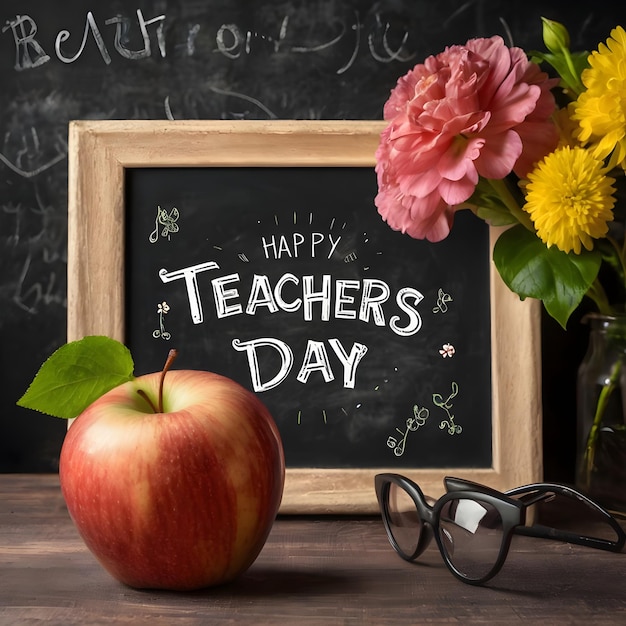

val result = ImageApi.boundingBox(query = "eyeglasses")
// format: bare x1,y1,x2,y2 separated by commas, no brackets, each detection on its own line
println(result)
375,473,625,585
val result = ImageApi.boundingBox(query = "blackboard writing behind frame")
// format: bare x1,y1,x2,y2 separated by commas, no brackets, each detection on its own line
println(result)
67,120,542,513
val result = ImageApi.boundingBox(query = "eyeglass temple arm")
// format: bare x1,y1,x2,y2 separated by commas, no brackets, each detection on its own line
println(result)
513,490,625,552
445,478,625,552
513,523,623,551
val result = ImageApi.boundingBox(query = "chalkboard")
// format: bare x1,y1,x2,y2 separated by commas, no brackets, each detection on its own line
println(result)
126,167,492,470
4,1,622,484
67,120,541,513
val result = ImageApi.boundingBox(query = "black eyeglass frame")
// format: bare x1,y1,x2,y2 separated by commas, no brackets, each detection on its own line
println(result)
375,473,625,585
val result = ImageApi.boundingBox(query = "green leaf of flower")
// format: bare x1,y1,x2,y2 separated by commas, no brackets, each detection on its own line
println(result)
476,204,518,227
529,49,589,96
467,178,518,226
17,336,135,419
493,226,602,329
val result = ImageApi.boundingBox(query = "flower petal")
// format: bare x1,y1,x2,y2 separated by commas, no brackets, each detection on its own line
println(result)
375,34,557,241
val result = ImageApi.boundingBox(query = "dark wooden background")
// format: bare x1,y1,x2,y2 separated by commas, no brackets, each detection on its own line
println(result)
2,0,624,479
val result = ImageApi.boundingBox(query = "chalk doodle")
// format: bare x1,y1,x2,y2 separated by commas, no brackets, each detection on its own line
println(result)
433,288,453,313
291,10,415,74
208,85,278,119
387,404,429,457
439,343,455,358
0,147,66,179
12,253,66,313
3,191,68,314
0,126,67,179
434,382,462,435
152,301,171,340
149,205,179,243
3,10,415,75
297,409,327,426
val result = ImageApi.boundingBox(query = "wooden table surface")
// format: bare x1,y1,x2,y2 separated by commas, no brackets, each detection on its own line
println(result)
1,474,625,625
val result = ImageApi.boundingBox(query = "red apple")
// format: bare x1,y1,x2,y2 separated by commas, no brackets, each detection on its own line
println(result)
59,353,285,591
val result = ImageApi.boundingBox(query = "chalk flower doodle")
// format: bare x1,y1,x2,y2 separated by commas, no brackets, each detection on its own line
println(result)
387,405,429,457
149,205,180,243
439,343,456,358
432,288,452,314
153,301,171,340
434,382,461,435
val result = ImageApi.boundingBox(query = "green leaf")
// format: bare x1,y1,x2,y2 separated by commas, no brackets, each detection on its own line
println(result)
476,204,518,227
493,226,602,329
529,49,589,95
17,336,135,419
468,179,518,227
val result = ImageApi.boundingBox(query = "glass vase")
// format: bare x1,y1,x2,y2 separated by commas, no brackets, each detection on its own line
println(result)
576,313,626,516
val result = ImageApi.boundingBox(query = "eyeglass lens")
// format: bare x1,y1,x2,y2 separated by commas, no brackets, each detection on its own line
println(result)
385,482,506,580
438,496,505,580
386,482,422,558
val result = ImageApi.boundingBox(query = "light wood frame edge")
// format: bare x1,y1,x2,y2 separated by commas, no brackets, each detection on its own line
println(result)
67,119,543,514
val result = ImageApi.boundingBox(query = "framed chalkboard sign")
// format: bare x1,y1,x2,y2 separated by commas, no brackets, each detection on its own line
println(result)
67,120,542,513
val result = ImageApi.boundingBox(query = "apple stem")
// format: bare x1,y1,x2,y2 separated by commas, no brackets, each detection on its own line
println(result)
158,349,178,413
135,349,179,414
136,389,158,413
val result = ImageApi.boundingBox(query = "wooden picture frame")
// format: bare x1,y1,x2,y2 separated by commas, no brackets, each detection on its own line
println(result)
67,120,542,514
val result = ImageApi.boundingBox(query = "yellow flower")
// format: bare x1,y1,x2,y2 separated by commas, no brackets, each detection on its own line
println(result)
572,26,626,168
523,146,616,254
555,105,579,148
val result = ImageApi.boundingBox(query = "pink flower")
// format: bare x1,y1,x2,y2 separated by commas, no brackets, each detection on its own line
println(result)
375,36,558,242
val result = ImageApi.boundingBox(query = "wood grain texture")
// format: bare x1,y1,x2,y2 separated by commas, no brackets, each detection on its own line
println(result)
67,120,542,513
1,475,625,625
